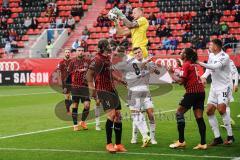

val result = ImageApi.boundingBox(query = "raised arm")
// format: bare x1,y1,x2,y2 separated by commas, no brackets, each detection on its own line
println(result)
198,56,229,70
114,20,131,36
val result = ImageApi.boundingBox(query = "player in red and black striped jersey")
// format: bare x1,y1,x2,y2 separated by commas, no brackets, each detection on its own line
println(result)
57,48,72,115
168,48,207,150
87,39,127,153
67,46,91,131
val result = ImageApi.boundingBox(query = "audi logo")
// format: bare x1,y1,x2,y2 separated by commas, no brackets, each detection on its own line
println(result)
155,58,182,68
0,61,20,71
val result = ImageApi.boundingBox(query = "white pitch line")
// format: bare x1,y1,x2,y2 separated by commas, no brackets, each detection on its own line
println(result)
0,148,236,159
0,109,176,140
0,92,57,97
0,120,101,140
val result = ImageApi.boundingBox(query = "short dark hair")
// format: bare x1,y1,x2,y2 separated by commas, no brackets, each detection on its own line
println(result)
98,38,110,53
184,48,198,63
133,47,142,52
211,39,222,48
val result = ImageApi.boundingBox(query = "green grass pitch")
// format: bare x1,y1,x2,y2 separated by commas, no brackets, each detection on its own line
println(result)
0,84,239,160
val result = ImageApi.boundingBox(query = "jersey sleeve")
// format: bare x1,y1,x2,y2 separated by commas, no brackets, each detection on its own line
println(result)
88,58,104,74
199,53,229,70
218,54,229,67
230,60,239,86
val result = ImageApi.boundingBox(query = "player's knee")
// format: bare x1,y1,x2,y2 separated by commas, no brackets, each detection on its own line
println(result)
148,114,155,123
217,103,227,115
106,109,115,121
72,103,78,108
176,112,185,124
84,103,90,109
65,94,71,100
206,105,215,116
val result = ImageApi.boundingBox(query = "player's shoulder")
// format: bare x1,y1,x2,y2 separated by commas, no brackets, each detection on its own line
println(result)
218,50,229,60
220,50,229,57
137,16,148,23
182,60,191,67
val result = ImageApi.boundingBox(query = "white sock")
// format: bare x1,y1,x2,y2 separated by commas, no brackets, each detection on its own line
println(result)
208,115,220,138
95,105,101,126
149,121,156,140
132,120,138,140
131,112,148,139
222,112,233,136
226,106,230,116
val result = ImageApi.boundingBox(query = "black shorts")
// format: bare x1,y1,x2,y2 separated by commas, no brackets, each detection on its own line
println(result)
71,87,90,104
179,92,205,110
97,90,121,111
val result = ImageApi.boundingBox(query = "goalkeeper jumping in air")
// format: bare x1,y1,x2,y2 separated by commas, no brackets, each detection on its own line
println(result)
111,7,149,58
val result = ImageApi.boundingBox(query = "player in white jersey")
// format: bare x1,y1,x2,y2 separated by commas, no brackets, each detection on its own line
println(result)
220,60,239,127
199,39,234,146
115,47,159,147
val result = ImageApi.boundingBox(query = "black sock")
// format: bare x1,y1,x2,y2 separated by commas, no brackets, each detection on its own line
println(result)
196,117,206,145
114,122,122,145
176,113,185,143
65,99,72,112
105,119,113,144
72,108,78,125
81,108,89,121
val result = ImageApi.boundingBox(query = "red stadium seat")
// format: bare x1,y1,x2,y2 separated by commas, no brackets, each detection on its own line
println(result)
224,10,231,16
148,25,156,31
7,18,14,24
95,27,102,33
102,27,108,33
86,0,92,5
17,41,24,48
82,5,88,11
21,35,29,41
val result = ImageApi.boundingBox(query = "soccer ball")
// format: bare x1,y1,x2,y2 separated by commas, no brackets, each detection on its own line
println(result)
107,10,118,21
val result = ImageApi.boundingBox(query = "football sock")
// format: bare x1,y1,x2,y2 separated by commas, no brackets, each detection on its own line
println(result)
65,99,72,112
226,106,230,117
132,121,138,140
114,122,122,145
222,112,233,136
208,115,220,138
72,108,78,125
196,117,206,145
132,112,148,139
106,119,113,144
95,105,101,126
149,119,156,140
176,112,185,143
81,108,89,121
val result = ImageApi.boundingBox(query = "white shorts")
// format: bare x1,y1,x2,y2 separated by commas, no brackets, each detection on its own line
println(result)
127,90,154,111
207,86,231,106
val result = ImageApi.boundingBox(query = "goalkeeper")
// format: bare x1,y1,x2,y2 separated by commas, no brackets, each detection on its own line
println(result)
112,7,149,58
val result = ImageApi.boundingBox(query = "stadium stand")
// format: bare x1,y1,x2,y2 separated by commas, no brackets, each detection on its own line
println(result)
0,0,239,58
0,0,92,58
84,0,240,56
